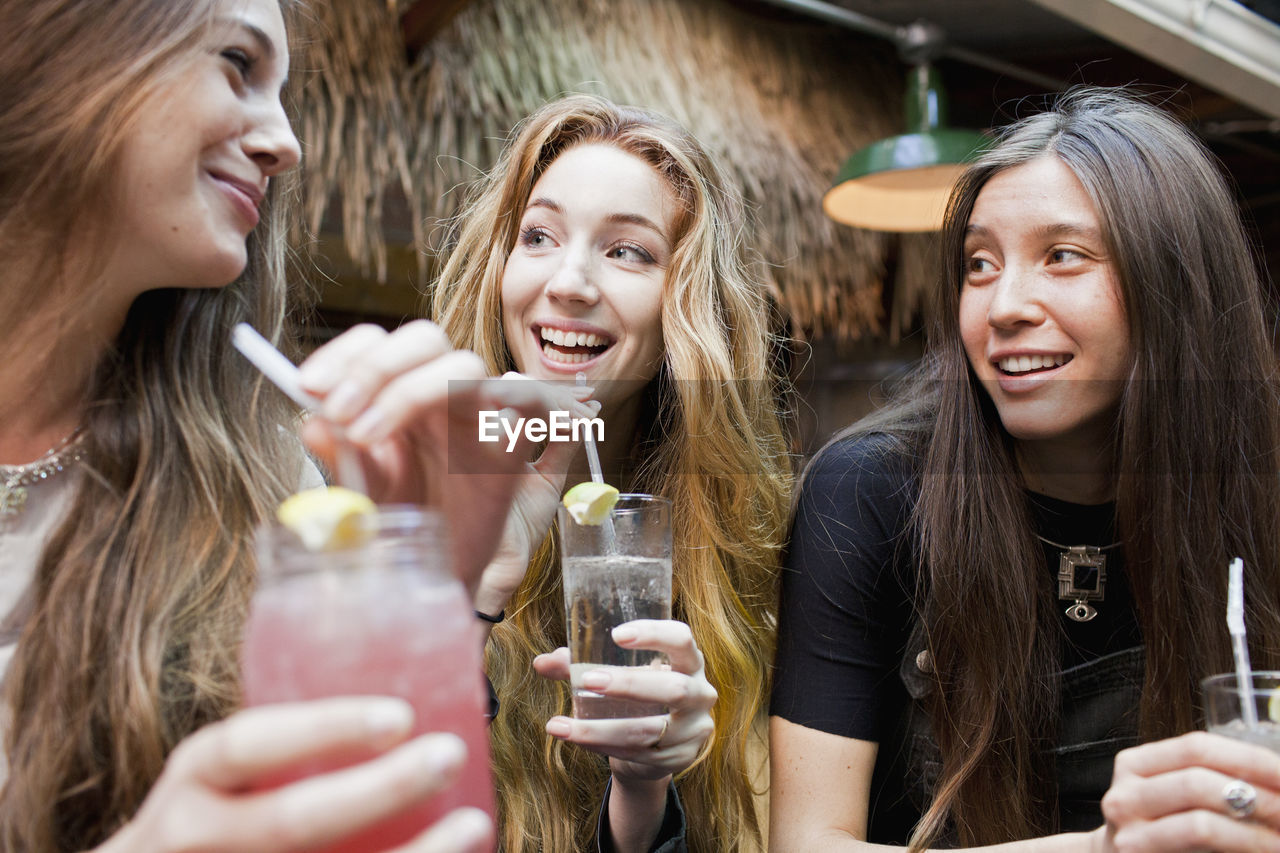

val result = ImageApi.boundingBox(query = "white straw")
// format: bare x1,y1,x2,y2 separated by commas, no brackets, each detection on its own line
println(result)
575,372,616,552
1228,557,1258,727
232,323,368,496
232,324,322,410
575,372,605,486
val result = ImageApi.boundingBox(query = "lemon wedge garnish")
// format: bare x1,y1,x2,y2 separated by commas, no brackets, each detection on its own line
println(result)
276,486,377,551
562,482,620,526
1268,689,1280,724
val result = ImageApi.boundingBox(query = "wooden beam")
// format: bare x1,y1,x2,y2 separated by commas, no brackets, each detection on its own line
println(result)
306,233,429,322
400,0,477,54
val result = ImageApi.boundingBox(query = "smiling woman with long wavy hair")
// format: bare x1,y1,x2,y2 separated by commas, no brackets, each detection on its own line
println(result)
0,2,508,851
434,95,794,852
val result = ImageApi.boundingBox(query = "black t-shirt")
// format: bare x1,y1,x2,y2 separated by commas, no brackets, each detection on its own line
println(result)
771,435,1142,843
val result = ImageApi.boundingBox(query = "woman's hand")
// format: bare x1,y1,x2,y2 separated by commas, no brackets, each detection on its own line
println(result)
95,698,492,853
1098,730,1280,853
534,619,717,783
296,322,594,595
472,371,597,619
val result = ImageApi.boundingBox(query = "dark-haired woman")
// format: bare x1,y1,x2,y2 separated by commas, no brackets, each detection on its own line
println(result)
771,87,1280,853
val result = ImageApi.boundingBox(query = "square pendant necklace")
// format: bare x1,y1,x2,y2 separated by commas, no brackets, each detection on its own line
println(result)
1037,535,1122,622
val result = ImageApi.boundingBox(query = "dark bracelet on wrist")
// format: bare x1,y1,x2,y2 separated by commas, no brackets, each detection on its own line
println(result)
475,609,505,624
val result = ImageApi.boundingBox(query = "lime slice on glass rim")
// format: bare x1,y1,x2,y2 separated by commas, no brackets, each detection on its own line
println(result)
276,485,377,551
562,482,620,526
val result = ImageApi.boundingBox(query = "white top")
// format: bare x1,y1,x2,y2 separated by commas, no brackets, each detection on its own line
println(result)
0,454,325,651
0,448,325,786
0,469,80,673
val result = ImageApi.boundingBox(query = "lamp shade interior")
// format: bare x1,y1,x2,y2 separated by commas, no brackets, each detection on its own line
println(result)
824,64,988,232
823,160,968,232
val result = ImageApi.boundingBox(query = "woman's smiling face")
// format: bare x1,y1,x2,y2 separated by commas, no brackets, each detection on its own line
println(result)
107,0,300,294
501,143,676,405
959,155,1133,448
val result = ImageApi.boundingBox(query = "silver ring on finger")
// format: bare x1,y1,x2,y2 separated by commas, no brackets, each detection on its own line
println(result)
1222,779,1258,819
650,715,670,751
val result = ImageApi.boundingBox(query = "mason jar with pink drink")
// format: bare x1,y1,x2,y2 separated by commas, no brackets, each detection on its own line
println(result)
242,505,494,853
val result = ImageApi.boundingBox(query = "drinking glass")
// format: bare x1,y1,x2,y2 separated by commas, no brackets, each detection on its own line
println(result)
1203,671,1280,751
558,493,673,719
243,506,494,852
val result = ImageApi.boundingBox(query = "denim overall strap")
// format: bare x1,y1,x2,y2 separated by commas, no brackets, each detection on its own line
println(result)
897,637,1144,840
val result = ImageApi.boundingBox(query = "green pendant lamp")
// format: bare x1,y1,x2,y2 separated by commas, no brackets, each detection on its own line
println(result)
823,63,988,232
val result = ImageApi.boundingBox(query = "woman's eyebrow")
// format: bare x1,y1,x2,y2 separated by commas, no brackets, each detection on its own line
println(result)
526,197,561,214
1032,222,1102,243
604,212,667,241
219,16,283,70
526,199,668,242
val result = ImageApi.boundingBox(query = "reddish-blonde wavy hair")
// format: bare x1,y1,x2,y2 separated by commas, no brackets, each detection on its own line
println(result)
434,94,793,852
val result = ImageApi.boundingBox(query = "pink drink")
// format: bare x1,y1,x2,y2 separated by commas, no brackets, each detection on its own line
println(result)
243,507,494,853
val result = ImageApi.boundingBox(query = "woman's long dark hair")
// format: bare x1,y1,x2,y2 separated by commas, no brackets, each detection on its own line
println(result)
826,88,1280,848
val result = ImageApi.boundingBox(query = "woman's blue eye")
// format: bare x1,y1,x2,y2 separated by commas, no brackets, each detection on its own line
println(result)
610,243,654,263
1049,248,1082,263
519,227,549,247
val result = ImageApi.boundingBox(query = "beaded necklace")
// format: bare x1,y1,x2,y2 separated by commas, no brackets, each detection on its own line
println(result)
0,430,85,518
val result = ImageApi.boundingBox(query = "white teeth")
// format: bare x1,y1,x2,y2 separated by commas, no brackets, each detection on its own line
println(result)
998,354,1069,374
539,327,609,351
541,342,593,364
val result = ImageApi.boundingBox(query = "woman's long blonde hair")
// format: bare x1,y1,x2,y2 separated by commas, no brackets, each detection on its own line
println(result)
433,94,793,852
0,1,306,848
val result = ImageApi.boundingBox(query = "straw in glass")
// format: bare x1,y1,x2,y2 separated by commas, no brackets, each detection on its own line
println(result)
1227,557,1259,727
576,372,616,551
232,324,368,495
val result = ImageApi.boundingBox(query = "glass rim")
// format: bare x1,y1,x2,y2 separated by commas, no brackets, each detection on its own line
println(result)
256,503,446,552
612,493,671,508
555,493,671,517
1202,671,1280,691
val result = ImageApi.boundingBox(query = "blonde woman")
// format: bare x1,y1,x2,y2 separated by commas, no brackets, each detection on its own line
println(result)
0,0,573,849
433,95,793,853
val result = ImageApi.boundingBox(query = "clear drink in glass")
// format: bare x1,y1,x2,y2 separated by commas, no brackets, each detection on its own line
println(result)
1202,671,1280,752
558,494,672,719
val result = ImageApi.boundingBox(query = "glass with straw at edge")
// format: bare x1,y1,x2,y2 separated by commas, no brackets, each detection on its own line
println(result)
557,373,673,719
231,323,496,850
1202,558,1280,751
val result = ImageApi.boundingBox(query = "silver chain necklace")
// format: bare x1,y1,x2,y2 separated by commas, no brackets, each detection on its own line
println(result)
0,430,85,518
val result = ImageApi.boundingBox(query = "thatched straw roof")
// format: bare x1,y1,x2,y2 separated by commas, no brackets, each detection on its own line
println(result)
291,0,938,341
